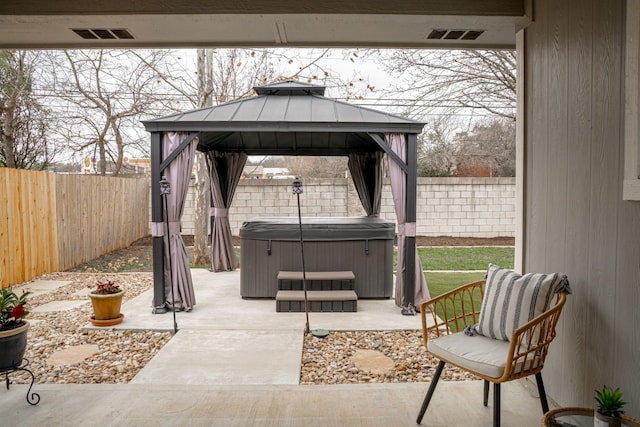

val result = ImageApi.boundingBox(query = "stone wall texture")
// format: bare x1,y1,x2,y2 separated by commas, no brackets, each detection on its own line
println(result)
178,177,516,237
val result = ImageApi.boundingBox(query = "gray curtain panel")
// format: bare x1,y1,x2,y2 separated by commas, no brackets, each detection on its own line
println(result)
162,132,198,311
206,151,248,272
347,151,384,216
384,133,431,309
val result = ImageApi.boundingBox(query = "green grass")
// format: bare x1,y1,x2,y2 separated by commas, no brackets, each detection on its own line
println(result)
425,271,486,298
393,246,514,271
418,247,512,326
425,271,486,333
418,246,514,271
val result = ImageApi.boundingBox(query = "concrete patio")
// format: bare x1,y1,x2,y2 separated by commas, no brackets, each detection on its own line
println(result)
2,269,547,426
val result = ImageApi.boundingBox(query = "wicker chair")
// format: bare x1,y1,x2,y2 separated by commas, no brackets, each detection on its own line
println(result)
416,279,569,427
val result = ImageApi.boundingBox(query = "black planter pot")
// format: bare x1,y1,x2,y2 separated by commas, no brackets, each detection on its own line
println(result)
0,321,29,371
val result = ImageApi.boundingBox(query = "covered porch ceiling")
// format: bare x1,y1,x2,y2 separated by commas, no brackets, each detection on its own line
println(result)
0,0,526,49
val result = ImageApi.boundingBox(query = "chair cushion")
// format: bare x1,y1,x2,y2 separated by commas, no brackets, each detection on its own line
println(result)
475,264,569,342
428,332,512,378
428,332,541,379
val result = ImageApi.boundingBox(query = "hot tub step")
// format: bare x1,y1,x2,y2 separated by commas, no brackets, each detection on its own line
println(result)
275,290,358,312
277,271,355,291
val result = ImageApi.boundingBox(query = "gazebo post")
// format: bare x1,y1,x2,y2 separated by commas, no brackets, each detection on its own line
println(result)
404,133,418,311
150,131,167,314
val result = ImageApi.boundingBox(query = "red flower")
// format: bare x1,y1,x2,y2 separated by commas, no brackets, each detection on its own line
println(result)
11,304,25,320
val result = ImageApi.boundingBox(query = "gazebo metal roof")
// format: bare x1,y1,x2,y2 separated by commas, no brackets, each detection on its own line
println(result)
142,80,425,156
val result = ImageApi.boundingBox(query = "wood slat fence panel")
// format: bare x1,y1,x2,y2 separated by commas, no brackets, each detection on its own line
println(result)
0,169,58,288
1,169,149,288
54,174,150,272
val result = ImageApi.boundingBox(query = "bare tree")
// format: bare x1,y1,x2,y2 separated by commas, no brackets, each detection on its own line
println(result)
361,49,516,176
417,115,460,177
286,156,348,178
456,118,516,177
53,50,171,175
191,49,214,265
0,50,58,169
374,49,516,120
416,116,516,177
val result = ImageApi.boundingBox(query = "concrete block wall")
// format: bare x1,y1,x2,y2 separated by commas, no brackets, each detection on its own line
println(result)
232,178,351,220
412,177,515,237
179,177,516,238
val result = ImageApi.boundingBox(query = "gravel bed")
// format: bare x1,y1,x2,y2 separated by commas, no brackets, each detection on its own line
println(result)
9,271,473,385
301,330,477,385
10,272,172,385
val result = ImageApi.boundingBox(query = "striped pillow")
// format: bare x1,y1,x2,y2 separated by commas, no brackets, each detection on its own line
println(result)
475,264,570,342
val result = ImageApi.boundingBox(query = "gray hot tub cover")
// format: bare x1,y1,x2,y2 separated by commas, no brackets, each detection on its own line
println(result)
239,216,395,241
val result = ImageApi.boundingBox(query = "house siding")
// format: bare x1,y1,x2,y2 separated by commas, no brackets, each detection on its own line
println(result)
525,0,640,413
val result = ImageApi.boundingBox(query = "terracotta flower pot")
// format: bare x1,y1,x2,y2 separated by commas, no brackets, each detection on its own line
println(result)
0,321,29,371
89,291,124,325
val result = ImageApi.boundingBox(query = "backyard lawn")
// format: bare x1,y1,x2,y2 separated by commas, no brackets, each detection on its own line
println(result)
420,246,513,293
418,246,514,271
425,271,486,297
421,247,514,329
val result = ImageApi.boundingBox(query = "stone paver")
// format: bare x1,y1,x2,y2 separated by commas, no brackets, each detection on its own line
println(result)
351,349,395,374
47,344,100,367
12,279,72,297
30,300,88,313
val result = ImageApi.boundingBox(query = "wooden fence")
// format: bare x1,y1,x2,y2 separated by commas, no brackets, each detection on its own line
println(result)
0,169,150,288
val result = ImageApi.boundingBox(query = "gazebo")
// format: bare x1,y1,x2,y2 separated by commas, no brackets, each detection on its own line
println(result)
142,80,428,315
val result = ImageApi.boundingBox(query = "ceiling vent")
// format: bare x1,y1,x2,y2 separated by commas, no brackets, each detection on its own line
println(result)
72,29,135,40
427,29,484,41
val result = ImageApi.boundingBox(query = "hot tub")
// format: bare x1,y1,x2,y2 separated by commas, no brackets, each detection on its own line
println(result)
239,216,395,299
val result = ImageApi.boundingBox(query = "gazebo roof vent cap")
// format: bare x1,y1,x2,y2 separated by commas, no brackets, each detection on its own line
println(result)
253,80,326,96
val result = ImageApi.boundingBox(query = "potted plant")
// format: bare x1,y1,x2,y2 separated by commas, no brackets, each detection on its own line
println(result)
88,280,125,326
594,385,626,427
0,288,30,370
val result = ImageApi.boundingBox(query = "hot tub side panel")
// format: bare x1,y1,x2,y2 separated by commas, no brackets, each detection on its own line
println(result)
240,238,393,299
